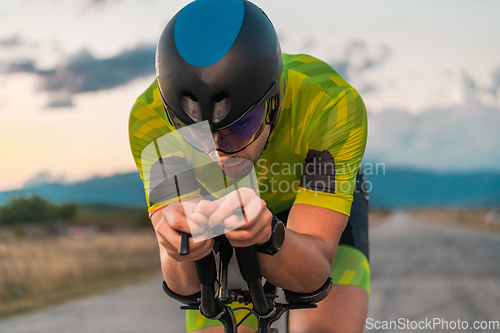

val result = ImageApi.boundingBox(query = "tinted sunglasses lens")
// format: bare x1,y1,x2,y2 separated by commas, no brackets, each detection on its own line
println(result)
229,103,267,139
215,103,267,152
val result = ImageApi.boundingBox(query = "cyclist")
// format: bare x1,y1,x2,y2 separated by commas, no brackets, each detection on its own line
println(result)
128,0,369,332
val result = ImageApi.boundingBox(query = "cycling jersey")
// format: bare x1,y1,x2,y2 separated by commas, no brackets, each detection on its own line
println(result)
129,53,367,217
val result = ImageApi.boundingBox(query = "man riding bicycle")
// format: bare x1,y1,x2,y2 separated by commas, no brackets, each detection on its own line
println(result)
129,0,369,332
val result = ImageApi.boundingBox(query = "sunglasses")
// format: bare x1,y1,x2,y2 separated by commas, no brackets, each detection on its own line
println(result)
160,80,281,154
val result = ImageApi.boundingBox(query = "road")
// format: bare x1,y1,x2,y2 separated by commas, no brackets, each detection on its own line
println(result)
366,212,500,332
1,212,499,332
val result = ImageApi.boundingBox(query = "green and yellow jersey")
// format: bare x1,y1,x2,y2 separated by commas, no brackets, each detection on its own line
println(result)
129,53,367,217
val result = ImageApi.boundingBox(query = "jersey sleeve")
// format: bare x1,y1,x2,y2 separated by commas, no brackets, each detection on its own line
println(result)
294,87,367,216
128,90,201,213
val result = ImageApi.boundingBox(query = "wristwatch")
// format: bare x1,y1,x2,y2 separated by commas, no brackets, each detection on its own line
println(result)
255,215,285,256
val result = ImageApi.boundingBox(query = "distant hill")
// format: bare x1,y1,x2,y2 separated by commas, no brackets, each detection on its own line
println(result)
366,167,500,208
0,173,146,208
1,169,499,209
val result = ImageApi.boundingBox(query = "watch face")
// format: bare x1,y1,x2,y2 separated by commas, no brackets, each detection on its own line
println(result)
274,221,285,250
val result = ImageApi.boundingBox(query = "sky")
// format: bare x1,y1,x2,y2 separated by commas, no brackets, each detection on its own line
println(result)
1,0,500,191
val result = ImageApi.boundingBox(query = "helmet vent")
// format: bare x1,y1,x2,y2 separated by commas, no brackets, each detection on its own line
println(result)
212,93,231,123
181,91,201,122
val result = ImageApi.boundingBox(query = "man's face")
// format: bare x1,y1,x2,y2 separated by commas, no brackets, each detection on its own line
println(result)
215,125,270,178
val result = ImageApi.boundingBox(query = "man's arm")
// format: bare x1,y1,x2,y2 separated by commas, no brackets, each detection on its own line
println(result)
258,203,348,293
151,203,214,296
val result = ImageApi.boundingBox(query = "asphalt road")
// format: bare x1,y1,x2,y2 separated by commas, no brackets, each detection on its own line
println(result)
1,212,499,333
366,212,500,333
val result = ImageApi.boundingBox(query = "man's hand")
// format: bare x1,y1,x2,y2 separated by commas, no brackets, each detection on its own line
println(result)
204,187,273,247
153,201,215,262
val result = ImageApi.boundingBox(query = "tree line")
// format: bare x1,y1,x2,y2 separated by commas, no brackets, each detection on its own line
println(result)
0,196,77,225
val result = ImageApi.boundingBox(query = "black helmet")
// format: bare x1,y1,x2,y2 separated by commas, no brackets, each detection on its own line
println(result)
156,0,283,153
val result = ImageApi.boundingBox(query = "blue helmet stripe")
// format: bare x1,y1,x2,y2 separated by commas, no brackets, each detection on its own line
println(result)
174,0,245,67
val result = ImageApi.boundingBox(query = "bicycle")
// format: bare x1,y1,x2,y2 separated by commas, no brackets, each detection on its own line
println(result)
163,234,332,333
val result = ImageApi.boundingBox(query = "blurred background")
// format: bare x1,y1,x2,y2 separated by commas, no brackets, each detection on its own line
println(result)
0,0,499,332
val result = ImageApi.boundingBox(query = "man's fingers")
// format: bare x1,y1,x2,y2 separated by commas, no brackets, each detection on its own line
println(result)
223,214,246,231
189,211,208,225
187,212,209,236
156,221,182,249
186,219,209,237
240,195,262,222
196,200,219,216
209,195,244,224
225,221,270,248
169,238,215,262
163,207,192,233
158,224,214,260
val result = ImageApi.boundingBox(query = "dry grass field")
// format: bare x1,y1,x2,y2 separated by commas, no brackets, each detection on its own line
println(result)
407,208,500,233
0,229,160,318
369,209,393,226
367,207,500,233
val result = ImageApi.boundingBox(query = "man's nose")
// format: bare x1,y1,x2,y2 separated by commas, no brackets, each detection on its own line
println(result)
216,150,229,161
212,131,231,153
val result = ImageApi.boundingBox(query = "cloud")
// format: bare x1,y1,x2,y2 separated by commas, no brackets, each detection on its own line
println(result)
0,35,22,47
461,69,478,103
364,103,500,171
360,43,391,71
488,68,500,99
0,35,36,48
5,60,37,73
329,40,391,94
330,60,349,79
45,92,74,108
86,0,121,6
44,45,156,93
4,44,157,107
359,84,376,95
458,68,500,106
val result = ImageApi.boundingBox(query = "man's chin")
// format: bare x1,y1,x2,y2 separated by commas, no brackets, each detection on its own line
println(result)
220,158,254,178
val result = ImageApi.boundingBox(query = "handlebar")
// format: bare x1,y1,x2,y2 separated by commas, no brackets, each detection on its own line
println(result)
166,234,333,332
234,246,272,316
194,252,222,318
178,232,190,255
193,239,272,320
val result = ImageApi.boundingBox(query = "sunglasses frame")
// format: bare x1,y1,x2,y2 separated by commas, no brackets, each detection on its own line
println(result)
158,80,281,154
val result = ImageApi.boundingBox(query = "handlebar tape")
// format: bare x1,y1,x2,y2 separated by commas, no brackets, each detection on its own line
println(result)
235,246,272,316
234,246,262,283
195,252,217,286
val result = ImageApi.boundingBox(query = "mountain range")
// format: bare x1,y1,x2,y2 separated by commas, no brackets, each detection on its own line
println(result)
1,168,499,209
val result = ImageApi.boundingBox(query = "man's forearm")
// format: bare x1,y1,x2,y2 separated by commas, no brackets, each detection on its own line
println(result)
160,247,201,296
258,228,336,293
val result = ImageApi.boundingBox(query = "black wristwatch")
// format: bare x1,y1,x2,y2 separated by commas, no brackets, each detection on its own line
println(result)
255,215,285,256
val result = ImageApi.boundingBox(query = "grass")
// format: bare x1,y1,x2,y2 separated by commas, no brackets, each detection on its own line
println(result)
0,228,160,319
368,209,392,226
407,208,500,233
